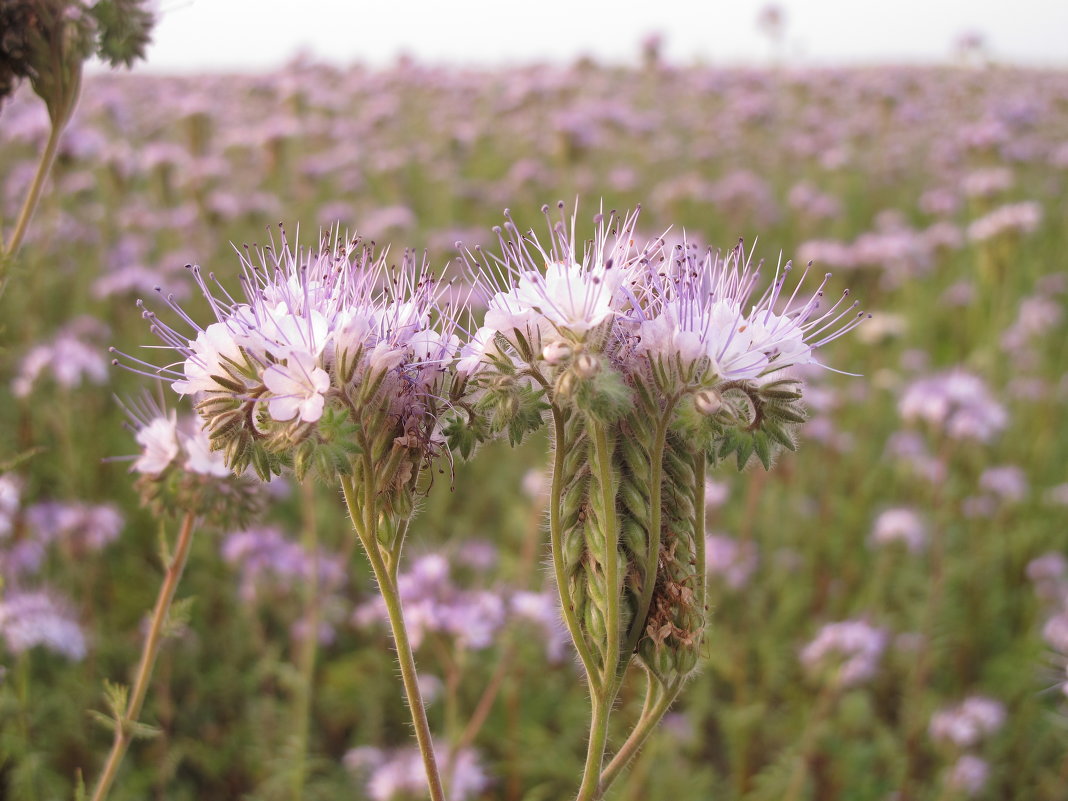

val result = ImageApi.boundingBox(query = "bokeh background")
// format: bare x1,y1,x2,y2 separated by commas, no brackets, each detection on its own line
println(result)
2,2,1067,800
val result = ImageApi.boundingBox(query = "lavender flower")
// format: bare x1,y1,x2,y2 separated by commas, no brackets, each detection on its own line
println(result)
121,393,262,522
345,742,489,801
12,316,110,398
869,507,927,553
354,553,506,652
929,696,1006,748
800,620,888,689
25,500,123,553
967,201,1042,242
898,370,1008,442
977,465,1028,503
221,526,345,604
947,754,990,797
510,590,572,663
705,534,759,590
0,589,87,660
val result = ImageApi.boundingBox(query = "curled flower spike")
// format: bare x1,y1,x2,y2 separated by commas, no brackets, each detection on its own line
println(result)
114,227,463,482
450,202,866,801
628,239,868,388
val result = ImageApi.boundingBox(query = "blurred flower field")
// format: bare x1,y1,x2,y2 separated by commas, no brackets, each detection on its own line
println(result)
2,53,1068,800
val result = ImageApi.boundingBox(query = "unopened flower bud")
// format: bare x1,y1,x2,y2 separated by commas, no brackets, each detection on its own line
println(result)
695,389,723,415
555,370,578,398
542,340,573,365
574,353,600,379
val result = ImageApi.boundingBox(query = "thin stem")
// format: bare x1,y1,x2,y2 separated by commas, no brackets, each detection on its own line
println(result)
2,69,80,265
548,408,599,682
90,512,197,801
576,690,611,801
599,678,681,791
290,480,320,801
340,475,447,801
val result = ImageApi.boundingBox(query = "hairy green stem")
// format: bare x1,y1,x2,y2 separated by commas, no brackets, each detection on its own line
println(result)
2,68,81,275
576,691,611,801
341,474,447,801
599,677,682,791
90,512,197,801
290,481,320,801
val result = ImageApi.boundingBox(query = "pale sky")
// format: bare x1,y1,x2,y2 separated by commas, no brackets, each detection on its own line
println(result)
136,0,1068,72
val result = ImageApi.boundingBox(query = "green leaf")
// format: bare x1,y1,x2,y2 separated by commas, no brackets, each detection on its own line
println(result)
163,596,196,637
127,721,162,741
753,430,772,470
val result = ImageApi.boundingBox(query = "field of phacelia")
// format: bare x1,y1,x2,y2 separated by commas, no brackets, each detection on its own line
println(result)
2,43,1067,801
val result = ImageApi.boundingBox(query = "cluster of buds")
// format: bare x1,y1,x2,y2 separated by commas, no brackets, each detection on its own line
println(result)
454,204,866,694
0,0,154,117
119,392,263,526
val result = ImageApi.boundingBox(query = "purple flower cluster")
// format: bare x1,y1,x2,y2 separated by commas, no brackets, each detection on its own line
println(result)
705,534,759,590
345,742,489,801
898,369,1008,443
134,232,460,434
12,316,110,399
221,526,346,606
1026,551,1068,696
869,507,927,553
800,619,888,689
0,589,86,661
0,473,123,580
929,696,1006,748
354,554,505,652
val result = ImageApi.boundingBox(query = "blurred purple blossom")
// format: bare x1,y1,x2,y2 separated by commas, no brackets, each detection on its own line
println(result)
345,742,489,801
800,620,888,689
947,755,990,797
898,370,1007,443
705,534,758,590
221,526,346,605
0,589,87,660
870,508,927,553
929,696,1006,748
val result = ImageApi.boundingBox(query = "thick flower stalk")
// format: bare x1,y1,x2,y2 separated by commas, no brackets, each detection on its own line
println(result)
454,204,865,800
121,229,463,801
